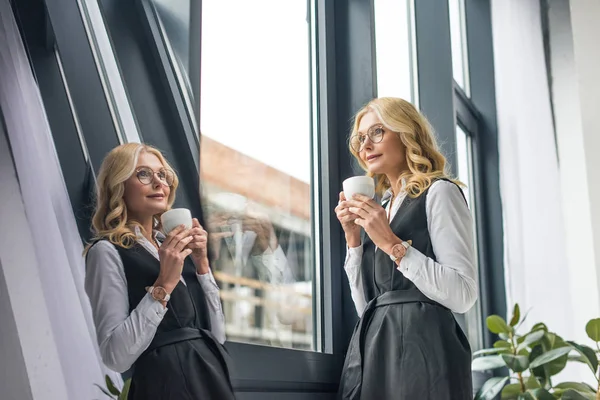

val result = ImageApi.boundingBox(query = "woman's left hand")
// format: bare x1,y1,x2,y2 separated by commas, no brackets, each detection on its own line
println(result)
347,194,398,253
188,218,210,274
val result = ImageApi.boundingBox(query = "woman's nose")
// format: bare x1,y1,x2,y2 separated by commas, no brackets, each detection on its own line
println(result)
152,174,162,188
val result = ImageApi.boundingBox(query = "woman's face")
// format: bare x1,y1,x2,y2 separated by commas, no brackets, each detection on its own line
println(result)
123,151,171,221
356,111,407,176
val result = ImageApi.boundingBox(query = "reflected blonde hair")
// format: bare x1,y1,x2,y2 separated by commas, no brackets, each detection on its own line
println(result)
84,143,179,254
349,97,460,198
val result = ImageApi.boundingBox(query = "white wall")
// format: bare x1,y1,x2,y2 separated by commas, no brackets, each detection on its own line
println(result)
491,0,573,336
547,0,600,351
493,0,600,383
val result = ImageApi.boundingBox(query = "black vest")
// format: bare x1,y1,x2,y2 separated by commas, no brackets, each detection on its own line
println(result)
114,243,212,339
361,178,465,301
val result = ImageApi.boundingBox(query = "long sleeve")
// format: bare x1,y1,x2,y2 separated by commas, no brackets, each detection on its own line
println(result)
196,269,226,344
344,245,368,316
251,245,294,285
397,180,478,313
84,241,167,373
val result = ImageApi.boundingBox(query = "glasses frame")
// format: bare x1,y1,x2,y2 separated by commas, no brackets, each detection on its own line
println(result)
135,167,175,187
350,124,386,152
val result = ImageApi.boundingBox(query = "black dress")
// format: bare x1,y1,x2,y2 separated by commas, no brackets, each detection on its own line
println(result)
109,242,236,400
338,181,473,400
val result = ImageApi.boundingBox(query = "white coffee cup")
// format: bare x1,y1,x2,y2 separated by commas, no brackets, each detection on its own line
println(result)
161,208,193,234
343,176,375,200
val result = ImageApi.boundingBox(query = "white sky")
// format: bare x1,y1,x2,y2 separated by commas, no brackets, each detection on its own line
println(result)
373,0,413,102
200,0,311,183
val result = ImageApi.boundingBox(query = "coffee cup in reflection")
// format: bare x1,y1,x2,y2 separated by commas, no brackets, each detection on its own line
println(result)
343,176,375,200
161,208,193,235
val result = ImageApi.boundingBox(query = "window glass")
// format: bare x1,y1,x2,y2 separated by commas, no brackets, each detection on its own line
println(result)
373,0,417,103
199,0,316,351
456,124,482,350
449,0,470,95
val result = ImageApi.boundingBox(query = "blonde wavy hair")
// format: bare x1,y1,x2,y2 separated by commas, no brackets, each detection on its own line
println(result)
84,143,179,254
349,97,461,198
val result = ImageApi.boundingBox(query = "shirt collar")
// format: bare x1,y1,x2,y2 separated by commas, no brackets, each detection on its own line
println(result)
381,177,407,203
133,225,165,243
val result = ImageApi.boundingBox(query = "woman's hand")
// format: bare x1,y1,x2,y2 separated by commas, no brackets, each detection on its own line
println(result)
335,192,361,248
155,224,194,292
188,218,210,274
347,194,398,253
242,213,277,255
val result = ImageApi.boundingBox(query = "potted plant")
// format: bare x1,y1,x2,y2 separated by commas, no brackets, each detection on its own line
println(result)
473,304,600,399
96,375,131,400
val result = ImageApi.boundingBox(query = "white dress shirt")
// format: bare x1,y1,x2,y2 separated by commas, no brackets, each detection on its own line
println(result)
84,227,225,373
344,179,478,316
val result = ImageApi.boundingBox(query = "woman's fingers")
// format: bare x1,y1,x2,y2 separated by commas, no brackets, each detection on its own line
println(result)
345,198,376,212
165,228,192,250
174,235,194,252
187,235,208,248
161,224,187,247
348,206,370,219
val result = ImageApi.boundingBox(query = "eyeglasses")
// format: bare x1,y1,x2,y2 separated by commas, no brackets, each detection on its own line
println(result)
350,125,386,152
135,167,175,187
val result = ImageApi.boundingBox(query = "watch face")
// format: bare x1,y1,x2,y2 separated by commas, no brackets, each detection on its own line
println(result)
393,244,406,259
152,286,168,301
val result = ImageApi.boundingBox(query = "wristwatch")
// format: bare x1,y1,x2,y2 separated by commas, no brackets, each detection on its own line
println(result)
389,240,412,265
146,286,171,302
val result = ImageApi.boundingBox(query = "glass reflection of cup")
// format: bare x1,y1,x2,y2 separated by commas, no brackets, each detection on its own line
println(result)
211,193,248,229
343,176,375,200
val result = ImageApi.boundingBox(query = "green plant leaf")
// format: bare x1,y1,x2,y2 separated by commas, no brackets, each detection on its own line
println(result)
517,393,534,400
517,330,546,352
555,382,596,393
502,354,530,373
474,347,509,357
118,379,131,400
510,304,521,327
501,383,522,399
525,375,541,389
516,308,533,330
569,355,589,363
532,333,570,377
518,348,531,358
527,388,555,400
105,375,120,396
93,383,116,399
488,315,512,334
529,346,572,369
495,340,512,349
585,319,600,342
530,345,548,385
500,333,511,341
567,341,599,376
531,323,548,333
472,355,507,371
475,376,510,400
561,389,595,400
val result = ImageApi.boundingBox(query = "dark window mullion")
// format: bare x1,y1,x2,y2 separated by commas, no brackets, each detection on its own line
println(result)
414,0,456,175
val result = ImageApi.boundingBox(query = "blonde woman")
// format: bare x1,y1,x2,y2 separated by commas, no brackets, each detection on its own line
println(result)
335,98,477,399
84,143,235,400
